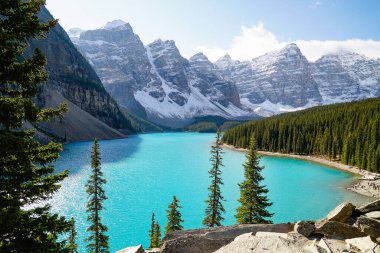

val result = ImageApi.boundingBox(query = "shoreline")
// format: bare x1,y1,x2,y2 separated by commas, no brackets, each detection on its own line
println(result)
222,143,380,198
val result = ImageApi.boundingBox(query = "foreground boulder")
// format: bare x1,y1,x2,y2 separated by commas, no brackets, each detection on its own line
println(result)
315,221,366,239
214,232,308,253
365,211,380,219
160,223,294,253
345,236,380,253
294,220,315,237
357,199,380,213
356,216,380,240
116,245,145,253
316,202,354,226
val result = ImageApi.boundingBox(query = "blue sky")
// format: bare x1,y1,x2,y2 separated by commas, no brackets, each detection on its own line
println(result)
46,0,380,61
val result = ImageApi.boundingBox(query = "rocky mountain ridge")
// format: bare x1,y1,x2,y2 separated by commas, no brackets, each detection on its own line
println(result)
216,45,380,116
69,23,250,127
27,9,137,142
69,21,380,123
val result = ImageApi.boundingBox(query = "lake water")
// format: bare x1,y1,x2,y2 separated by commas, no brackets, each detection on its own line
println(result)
50,133,371,252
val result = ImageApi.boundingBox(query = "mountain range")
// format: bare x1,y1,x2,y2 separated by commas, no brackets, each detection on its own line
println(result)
68,20,380,125
29,9,380,140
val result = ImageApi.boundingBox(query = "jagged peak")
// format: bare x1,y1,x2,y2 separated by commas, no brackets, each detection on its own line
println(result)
148,39,177,49
102,20,132,30
316,51,369,63
189,52,210,62
252,43,304,62
280,43,302,55
216,54,234,63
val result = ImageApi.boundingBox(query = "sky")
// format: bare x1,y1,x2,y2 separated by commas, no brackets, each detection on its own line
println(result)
46,0,380,62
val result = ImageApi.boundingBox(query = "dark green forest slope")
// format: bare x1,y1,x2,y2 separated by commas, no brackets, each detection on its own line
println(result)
222,98,380,173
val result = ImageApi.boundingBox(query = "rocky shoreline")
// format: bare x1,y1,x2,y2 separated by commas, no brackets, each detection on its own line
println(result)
222,143,380,198
118,199,380,253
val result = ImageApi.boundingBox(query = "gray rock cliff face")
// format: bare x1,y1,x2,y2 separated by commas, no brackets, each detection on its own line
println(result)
68,21,380,122
26,7,134,141
71,22,247,127
215,44,380,116
216,44,322,108
189,53,241,108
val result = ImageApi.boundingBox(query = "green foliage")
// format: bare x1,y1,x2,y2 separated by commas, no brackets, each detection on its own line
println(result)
0,0,71,252
219,121,242,132
149,213,160,248
149,212,162,248
183,115,247,133
164,196,184,235
85,139,109,253
67,217,78,253
235,136,273,224
154,222,162,247
184,121,218,133
222,98,380,173
120,107,164,133
203,130,225,227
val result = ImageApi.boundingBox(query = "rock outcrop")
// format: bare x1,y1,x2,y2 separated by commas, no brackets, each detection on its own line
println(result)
160,223,294,253
117,199,380,253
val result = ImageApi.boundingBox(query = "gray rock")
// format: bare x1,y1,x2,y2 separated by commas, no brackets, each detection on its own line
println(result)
216,44,322,108
145,248,161,253
161,223,294,253
356,216,380,239
189,52,241,108
294,220,315,237
27,7,135,141
215,232,350,253
315,221,366,239
116,244,144,253
365,211,380,219
345,236,380,253
311,55,361,102
357,199,380,213
325,202,355,223
215,44,380,116
72,23,246,127
214,232,308,253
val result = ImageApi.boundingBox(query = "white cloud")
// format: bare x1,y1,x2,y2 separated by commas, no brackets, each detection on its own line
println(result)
196,22,380,62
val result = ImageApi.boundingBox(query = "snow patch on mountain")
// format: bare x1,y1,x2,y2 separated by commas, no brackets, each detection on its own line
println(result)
102,20,127,29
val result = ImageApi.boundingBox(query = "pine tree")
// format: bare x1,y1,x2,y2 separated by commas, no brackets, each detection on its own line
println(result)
149,212,161,248
153,222,162,248
0,1,71,252
67,217,79,253
164,196,183,235
235,136,273,224
202,130,225,227
85,139,109,253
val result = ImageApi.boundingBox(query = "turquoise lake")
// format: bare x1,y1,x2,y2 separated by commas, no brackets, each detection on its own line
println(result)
50,132,371,252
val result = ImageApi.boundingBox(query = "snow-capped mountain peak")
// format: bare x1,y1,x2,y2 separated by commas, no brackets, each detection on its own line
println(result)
69,23,379,122
102,19,128,29
189,52,210,62
71,24,249,127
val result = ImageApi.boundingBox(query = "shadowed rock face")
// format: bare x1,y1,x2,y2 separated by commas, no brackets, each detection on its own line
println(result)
26,7,134,141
